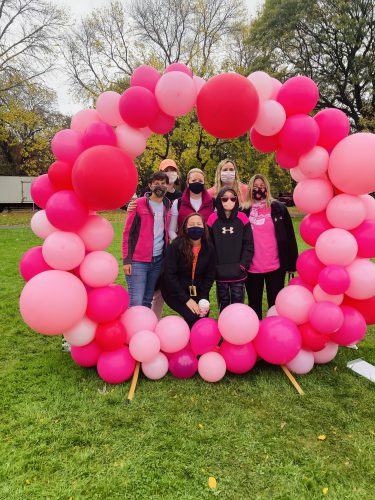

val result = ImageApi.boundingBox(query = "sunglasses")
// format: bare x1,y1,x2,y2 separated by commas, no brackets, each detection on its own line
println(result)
221,196,237,202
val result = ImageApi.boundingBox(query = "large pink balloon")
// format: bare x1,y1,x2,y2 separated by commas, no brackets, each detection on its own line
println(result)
119,86,158,128
45,190,89,231
279,115,320,157
51,129,85,163
169,349,198,379
20,246,52,281
116,123,147,158
326,194,366,230
156,72,196,117
298,146,329,178
296,249,325,286
64,315,97,347
275,285,315,325
129,330,160,363
131,65,161,92
286,349,315,375
71,109,101,134
42,231,85,271
313,342,339,364
345,258,375,299
315,228,358,266
82,122,117,149
277,76,319,116
300,212,332,247
79,251,118,288
77,215,114,251
309,301,344,334
253,316,302,365
351,220,375,258
198,352,226,382
254,99,286,136
19,270,87,335
218,303,259,345
97,346,135,384
190,318,221,355
120,306,158,343
328,133,375,195
31,175,56,208
86,286,126,323
219,341,257,374
142,352,169,380
155,316,190,353
95,91,123,126
71,340,102,367
31,210,57,239
318,265,350,295
331,306,367,346
293,178,333,214
314,108,350,153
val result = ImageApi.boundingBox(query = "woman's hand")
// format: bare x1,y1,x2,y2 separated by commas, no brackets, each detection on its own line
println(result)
123,264,132,275
186,298,201,315
127,200,137,212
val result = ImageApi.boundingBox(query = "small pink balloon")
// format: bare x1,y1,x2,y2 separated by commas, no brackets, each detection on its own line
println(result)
116,123,147,158
71,109,101,134
345,258,375,300
254,99,286,136
155,72,197,117
45,190,89,231
129,330,160,362
142,352,169,380
190,318,221,355
286,348,315,375
131,64,161,92
331,306,367,346
64,315,97,347
318,265,350,295
309,301,344,334
119,86,158,128
326,194,366,230
298,146,329,178
96,91,123,126
120,306,158,343
77,215,114,251
275,148,299,169
219,341,257,374
19,270,87,335
290,167,307,182
315,228,358,266
20,246,52,281
279,114,320,157
351,220,375,258
82,121,117,148
79,251,118,287
218,303,259,345
193,75,206,95
314,108,350,153
51,129,85,163
296,249,325,286
300,211,332,246
155,316,190,353
359,194,375,220
266,305,279,316
139,127,153,139
164,62,193,77
86,286,126,323
250,128,279,153
288,277,314,292
293,178,333,214
269,77,282,99
313,342,339,364
275,285,315,325
149,109,175,135
31,175,56,208
247,71,274,101
198,352,226,382
42,231,85,271
97,346,135,384
71,340,101,367
313,284,343,305
31,210,57,239
169,349,198,379
277,76,319,116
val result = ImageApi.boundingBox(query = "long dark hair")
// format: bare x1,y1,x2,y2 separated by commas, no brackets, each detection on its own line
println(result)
178,213,209,265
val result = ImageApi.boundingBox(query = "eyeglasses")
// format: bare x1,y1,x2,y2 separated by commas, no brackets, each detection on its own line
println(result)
221,196,237,202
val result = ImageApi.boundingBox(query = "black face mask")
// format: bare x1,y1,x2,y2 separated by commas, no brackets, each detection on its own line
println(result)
252,186,267,201
189,182,204,194
151,186,167,198
187,227,204,240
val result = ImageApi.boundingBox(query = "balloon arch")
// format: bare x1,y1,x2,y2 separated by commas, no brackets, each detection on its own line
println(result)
19,63,375,384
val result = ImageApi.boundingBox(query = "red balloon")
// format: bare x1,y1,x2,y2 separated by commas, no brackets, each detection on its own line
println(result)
95,320,126,351
299,322,330,352
149,109,175,134
279,114,320,157
342,295,375,325
250,128,279,153
350,220,375,258
314,108,350,153
296,249,325,286
119,86,158,128
219,341,257,374
300,211,332,246
72,145,138,210
277,76,319,116
275,148,298,169
48,161,73,190
31,174,56,208
197,73,259,139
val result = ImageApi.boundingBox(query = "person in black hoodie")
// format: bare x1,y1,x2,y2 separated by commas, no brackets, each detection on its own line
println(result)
160,213,216,328
207,188,254,312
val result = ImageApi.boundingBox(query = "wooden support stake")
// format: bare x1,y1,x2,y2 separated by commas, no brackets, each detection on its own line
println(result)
127,362,140,403
281,365,304,396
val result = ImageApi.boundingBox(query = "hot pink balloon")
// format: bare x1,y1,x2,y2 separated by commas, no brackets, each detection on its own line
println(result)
298,146,329,178
155,72,197,117
131,64,161,91
64,315,97,347
253,316,302,365
97,346,135,384
326,194,366,230
219,341,257,374
359,194,375,220
45,190,89,231
169,349,198,379
314,108,350,153
71,340,101,368
275,148,299,169
77,215,114,251
288,277,314,292
254,99,286,136
250,128,279,153
86,285,126,323
350,220,375,258
286,348,315,375
277,76,319,116
218,303,259,345
315,228,358,266
51,129,85,163
79,251,118,287
109,284,129,315
116,123,147,158
42,231,85,271
155,316,190,353
331,306,367,346
318,265,350,295
313,285,343,305
129,330,160,363
313,342,339,364
198,352,226,382
31,175,56,208
279,114,320,157
293,178,333,214
345,258,375,299
247,71,274,101
20,246,52,281
275,285,315,324
164,62,193,77
71,109,101,134
19,270,87,335
190,318,221,355
96,91,123,126
309,301,344,334
82,121,117,148
149,109,175,135
119,86,158,128
120,306,158,343
142,352,169,380
296,249,325,286
300,211,332,247
31,210,57,239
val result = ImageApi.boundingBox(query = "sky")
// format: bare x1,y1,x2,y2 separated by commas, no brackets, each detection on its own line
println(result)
49,0,264,115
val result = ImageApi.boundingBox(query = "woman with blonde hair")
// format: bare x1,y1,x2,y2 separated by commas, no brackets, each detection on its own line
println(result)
207,159,248,202
241,173,298,319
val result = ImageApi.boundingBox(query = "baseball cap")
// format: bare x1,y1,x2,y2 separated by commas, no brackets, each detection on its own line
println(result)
159,159,178,171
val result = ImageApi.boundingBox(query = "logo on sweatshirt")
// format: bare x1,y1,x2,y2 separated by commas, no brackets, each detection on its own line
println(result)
222,226,234,234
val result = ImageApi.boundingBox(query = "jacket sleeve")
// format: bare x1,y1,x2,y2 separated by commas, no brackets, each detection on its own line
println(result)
283,206,298,272
198,245,216,300
240,221,254,269
162,242,190,303
122,203,138,265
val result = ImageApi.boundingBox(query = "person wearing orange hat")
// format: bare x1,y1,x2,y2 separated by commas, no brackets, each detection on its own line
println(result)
139,159,182,203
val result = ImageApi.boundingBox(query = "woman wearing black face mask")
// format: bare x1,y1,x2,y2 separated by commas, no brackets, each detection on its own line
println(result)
241,174,298,319
160,213,216,327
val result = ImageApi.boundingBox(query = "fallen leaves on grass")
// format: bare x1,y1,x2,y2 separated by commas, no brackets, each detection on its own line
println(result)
208,476,217,490
322,486,329,495
318,435,327,441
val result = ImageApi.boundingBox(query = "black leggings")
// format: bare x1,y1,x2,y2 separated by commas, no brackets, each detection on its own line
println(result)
245,268,286,320
162,295,202,328
216,281,245,313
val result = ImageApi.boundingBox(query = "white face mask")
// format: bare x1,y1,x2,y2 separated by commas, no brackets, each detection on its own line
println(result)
166,171,178,184
221,171,236,183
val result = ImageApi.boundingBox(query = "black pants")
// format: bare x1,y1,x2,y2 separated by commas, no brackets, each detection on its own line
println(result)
162,294,203,328
245,268,286,320
216,281,245,313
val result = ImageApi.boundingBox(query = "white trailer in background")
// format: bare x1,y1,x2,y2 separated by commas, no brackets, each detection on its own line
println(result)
0,176,36,207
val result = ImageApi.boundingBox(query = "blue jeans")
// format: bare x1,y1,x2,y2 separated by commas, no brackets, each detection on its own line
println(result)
126,255,164,308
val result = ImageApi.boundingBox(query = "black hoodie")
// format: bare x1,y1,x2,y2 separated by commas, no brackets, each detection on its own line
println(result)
207,188,254,281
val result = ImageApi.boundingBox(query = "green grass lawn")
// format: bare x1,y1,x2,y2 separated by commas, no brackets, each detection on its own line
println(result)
0,215,374,499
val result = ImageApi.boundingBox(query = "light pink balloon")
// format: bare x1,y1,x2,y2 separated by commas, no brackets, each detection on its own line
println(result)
116,123,147,158
359,194,375,220
326,194,366,230
313,342,339,364
20,270,87,335
142,352,169,380
313,285,343,305
298,146,329,178
328,133,375,195
129,329,161,362
198,352,226,382
155,316,190,353
71,341,101,367
218,303,259,344
131,65,161,92
345,258,375,299
155,72,197,117
42,231,85,271
193,75,206,95
79,251,118,287
247,71,274,101
267,305,279,317
71,109,101,134
286,348,315,375
64,315,97,346
96,91,123,126
139,127,153,139
269,77,282,99
31,210,57,239
293,178,334,214
97,346,135,384
51,129,85,164
275,285,315,325
254,99,286,136
290,166,307,182
315,228,358,266
120,306,158,343
309,301,344,334
77,215,114,251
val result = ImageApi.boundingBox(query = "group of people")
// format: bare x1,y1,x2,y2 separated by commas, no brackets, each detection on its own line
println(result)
122,159,298,327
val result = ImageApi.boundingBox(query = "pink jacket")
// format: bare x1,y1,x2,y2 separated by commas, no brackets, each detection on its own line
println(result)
122,195,171,264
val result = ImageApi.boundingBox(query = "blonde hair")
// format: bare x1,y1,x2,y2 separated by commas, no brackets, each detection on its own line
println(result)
213,159,243,203
187,168,205,183
242,174,274,209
